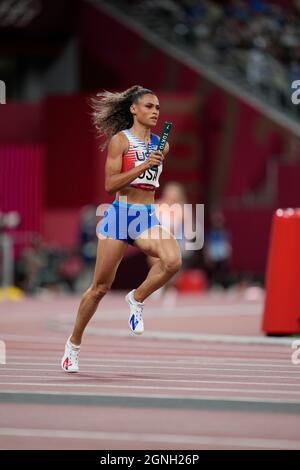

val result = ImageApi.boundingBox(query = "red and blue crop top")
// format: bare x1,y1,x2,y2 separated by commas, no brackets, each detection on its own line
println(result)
121,129,163,191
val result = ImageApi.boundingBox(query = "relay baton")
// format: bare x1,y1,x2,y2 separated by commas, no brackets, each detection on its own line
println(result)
152,121,172,169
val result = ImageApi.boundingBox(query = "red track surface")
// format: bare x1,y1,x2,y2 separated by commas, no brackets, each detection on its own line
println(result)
0,291,300,450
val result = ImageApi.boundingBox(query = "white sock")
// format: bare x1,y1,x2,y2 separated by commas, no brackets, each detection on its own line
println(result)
131,289,144,305
68,337,80,349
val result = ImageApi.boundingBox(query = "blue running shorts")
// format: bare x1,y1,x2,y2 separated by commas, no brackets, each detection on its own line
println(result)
98,199,161,245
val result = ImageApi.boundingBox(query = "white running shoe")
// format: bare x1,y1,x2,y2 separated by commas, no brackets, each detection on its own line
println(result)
125,289,144,335
61,337,80,373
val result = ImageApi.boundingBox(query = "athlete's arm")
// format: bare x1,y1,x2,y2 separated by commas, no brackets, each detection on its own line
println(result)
105,133,163,194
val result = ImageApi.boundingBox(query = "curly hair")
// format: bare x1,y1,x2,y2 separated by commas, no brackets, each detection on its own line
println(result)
90,85,154,150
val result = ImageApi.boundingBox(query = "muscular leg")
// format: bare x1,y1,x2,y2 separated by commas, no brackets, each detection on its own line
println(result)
133,226,182,303
70,237,127,345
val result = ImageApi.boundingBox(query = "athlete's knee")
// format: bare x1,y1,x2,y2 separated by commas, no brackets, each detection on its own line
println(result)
90,282,111,300
162,253,182,274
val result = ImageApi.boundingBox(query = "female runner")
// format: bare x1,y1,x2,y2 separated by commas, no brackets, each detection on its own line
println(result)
61,85,182,372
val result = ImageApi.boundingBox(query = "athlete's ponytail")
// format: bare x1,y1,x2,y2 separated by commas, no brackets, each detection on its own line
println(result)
91,85,154,150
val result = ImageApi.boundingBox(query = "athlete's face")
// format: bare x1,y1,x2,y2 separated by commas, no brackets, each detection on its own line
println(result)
131,94,160,128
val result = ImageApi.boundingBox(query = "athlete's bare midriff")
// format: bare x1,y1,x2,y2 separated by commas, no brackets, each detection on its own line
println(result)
116,186,155,205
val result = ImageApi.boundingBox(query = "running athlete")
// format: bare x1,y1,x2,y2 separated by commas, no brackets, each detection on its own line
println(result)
61,85,182,372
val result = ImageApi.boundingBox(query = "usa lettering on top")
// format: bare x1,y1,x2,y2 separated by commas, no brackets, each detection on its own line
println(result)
121,129,162,190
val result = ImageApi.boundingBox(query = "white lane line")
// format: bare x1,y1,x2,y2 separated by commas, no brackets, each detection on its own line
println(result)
5,356,297,366
0,427,298,450
4,354,299,364
69,342,295,354
4,358,299,374
7,342,291,361
1,368,299,380
4,362,299,373
1,382,300,395
6,343,293,354
0,374,299,387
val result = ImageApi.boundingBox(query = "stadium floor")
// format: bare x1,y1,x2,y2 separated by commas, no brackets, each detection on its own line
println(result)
0,290,299,450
